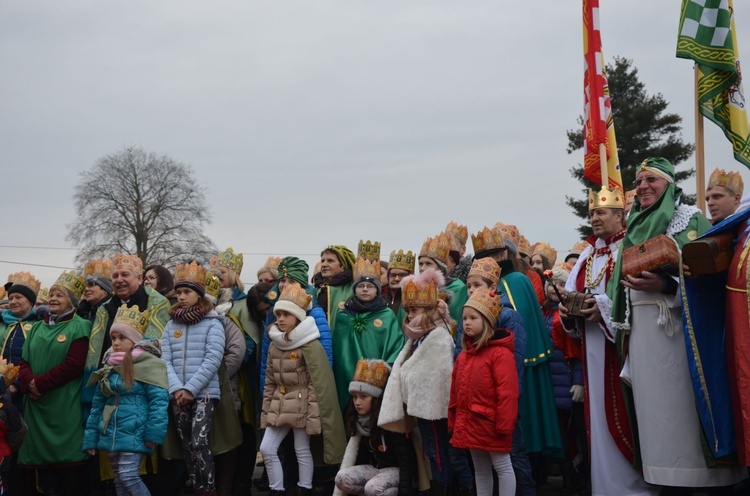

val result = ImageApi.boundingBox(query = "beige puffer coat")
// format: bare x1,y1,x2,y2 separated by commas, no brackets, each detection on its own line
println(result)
261,317,322,435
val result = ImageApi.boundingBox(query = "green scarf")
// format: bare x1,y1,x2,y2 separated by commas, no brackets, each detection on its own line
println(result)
88,350,169,394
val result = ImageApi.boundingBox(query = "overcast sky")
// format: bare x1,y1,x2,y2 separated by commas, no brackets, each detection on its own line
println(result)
2,0,750,287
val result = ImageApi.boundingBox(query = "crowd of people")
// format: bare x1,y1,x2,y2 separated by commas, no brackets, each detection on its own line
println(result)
0,157,748,496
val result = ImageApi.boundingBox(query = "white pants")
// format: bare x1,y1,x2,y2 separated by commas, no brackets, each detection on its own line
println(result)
260,426,314,490
470,450,515,496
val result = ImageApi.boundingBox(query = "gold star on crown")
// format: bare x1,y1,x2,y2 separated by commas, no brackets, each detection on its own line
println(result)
468,257,502,285
113,304,149,337
532,242,557,265
388,250,415,273
279,282,312,311
708,168,744,196
471,226,505,255
205,273,221,300
111,254,143,275
53,271,85,299
85,259,113,280
464,288,502,325
174,262,207,288
357,240,381,262
445,220,468,246
419,232,452,266
5,272,41,296
211,247,244,275
351,358,390,390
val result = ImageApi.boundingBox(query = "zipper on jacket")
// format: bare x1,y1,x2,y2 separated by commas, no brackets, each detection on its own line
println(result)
111,400,118,451
182,324,189,386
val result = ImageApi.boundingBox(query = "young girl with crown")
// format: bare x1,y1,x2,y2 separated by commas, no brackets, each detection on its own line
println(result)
161,262,226,496
334,358,416,496
83,304,169,496
450,289,518,496
260,282,345,496
378,268,455,494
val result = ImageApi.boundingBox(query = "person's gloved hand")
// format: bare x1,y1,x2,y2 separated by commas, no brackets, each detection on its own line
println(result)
570,384,584,403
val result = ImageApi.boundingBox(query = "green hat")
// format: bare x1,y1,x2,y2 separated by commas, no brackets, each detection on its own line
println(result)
322,245,356,270
277,257,309,287
638,157,675,183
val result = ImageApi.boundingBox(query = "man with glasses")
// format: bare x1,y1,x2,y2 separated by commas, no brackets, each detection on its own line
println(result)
77,259,114,323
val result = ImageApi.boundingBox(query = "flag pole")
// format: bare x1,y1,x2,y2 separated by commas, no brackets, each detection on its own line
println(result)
599,142,609,188
694,64,706,214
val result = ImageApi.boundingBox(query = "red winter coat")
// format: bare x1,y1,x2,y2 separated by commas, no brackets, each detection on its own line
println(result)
448,330,519,452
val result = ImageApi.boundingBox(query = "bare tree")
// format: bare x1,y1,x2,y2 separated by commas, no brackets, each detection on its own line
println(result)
67,147,217,267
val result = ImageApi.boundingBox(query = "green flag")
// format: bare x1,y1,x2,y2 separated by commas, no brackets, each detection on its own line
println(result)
677,0,750,169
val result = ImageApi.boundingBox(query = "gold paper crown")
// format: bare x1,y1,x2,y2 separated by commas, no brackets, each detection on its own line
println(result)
468,257,502,285
471,226,505,255
37,287,49,304
464,288,502,325
175,262,207,288
113,304,149,336
401,277,439,308
419,232,452,266
52,271,85,299
279,282,312,310
708,168,744,195
212,247,243,275
625,189,637,203
356,240,381,263
0,287,6,301
0,358,20,386
6,272,41,296
588,186,625,211
570,240,588,255
263,256,283,271
84,259,113,280
493,223,520,248
353,258,381,282
111,254,143,275
389,250,415,273
532,242,557,265
351,358,390,391
556,261,575,273
205,273,222,300
518,235,532,257
445,220,468,246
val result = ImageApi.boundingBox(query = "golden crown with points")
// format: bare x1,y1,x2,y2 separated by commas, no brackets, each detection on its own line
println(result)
174,262,207,288
0,287,6,300
263,256,282,271
570,240,588,255
468,257,502,285
493,222,520,248
419,232,452,266
708,168,744,196
279,282,312,310
0,358,20,386
85,259,113,280
389,250,415,273
532,242,557,265
401,277,440,308
445,220,468,246
588,186,625,211
212,247,243,275
205,273,222,300
464,288,502,325
555,261,575,273
357,240,381,262
111,253,143,275
113,304,149,336
471,226,506,255
353,258,381,282
6,272,41,296
52,271,85,299
350,358,390,392
518,235,532,257
36,287,49,304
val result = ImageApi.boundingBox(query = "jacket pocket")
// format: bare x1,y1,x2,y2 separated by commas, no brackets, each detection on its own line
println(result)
469,403,496,421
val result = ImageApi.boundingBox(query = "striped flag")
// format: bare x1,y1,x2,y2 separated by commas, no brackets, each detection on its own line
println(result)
583,0,623,190
678,0,750,169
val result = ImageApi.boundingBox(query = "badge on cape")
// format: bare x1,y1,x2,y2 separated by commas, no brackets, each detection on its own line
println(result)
56,334,67,343
373,319,383,328
22,322,32,332
174,329,183,339
338,301,345,310
687,230,698,240
267,291,278,300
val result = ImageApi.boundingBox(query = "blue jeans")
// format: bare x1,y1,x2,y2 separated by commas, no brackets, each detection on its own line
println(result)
417,418,452,485
510,419,536,496
108,452,150,496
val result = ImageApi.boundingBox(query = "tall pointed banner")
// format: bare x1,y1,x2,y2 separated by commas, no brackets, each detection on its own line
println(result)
677,0,750,169
583,0,623,190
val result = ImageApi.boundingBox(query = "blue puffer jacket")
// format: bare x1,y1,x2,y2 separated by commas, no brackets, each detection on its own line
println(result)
543,308,579,411
260,304,332,388
162,312,225,399
82,371,169,454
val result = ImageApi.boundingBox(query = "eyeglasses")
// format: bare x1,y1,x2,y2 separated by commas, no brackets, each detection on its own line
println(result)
634,176,664,188
357,283,377,290
85,281,97,287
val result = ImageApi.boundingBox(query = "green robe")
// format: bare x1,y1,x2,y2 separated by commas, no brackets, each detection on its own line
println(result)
18,315,92,466
333,306,405,410
444,278,468,327
318,284,354,334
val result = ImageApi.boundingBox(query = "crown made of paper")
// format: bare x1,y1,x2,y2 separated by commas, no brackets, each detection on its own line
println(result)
53,271,85,299
518,235,532,257
37,287,49,304
464,288,502,325
354,240,379,263
353,258,381,281
471,226,505,255
205,273,222,300
0,358,20,387
113,304,149,336
588,186,625,211
351,358,390,391
555,261,575,273
532,242,557,265
263,256,283,271
419,232,452,265
708,168,744,195
445,220,468,246
468,257,502,285
388,249,415,273
279,282,312,310
625,189,637,203
493,222,520,248
0,287,6,301
84,259,113,280
212,247,243,275
570,240,588,255
174,262,207,287
401,276,440,308
6,272,41,295
111,253,143,275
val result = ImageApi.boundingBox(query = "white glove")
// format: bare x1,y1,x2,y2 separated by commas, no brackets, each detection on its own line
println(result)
570,384,584,403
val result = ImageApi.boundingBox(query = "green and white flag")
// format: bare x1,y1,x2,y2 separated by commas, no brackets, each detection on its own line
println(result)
678,0,750,169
